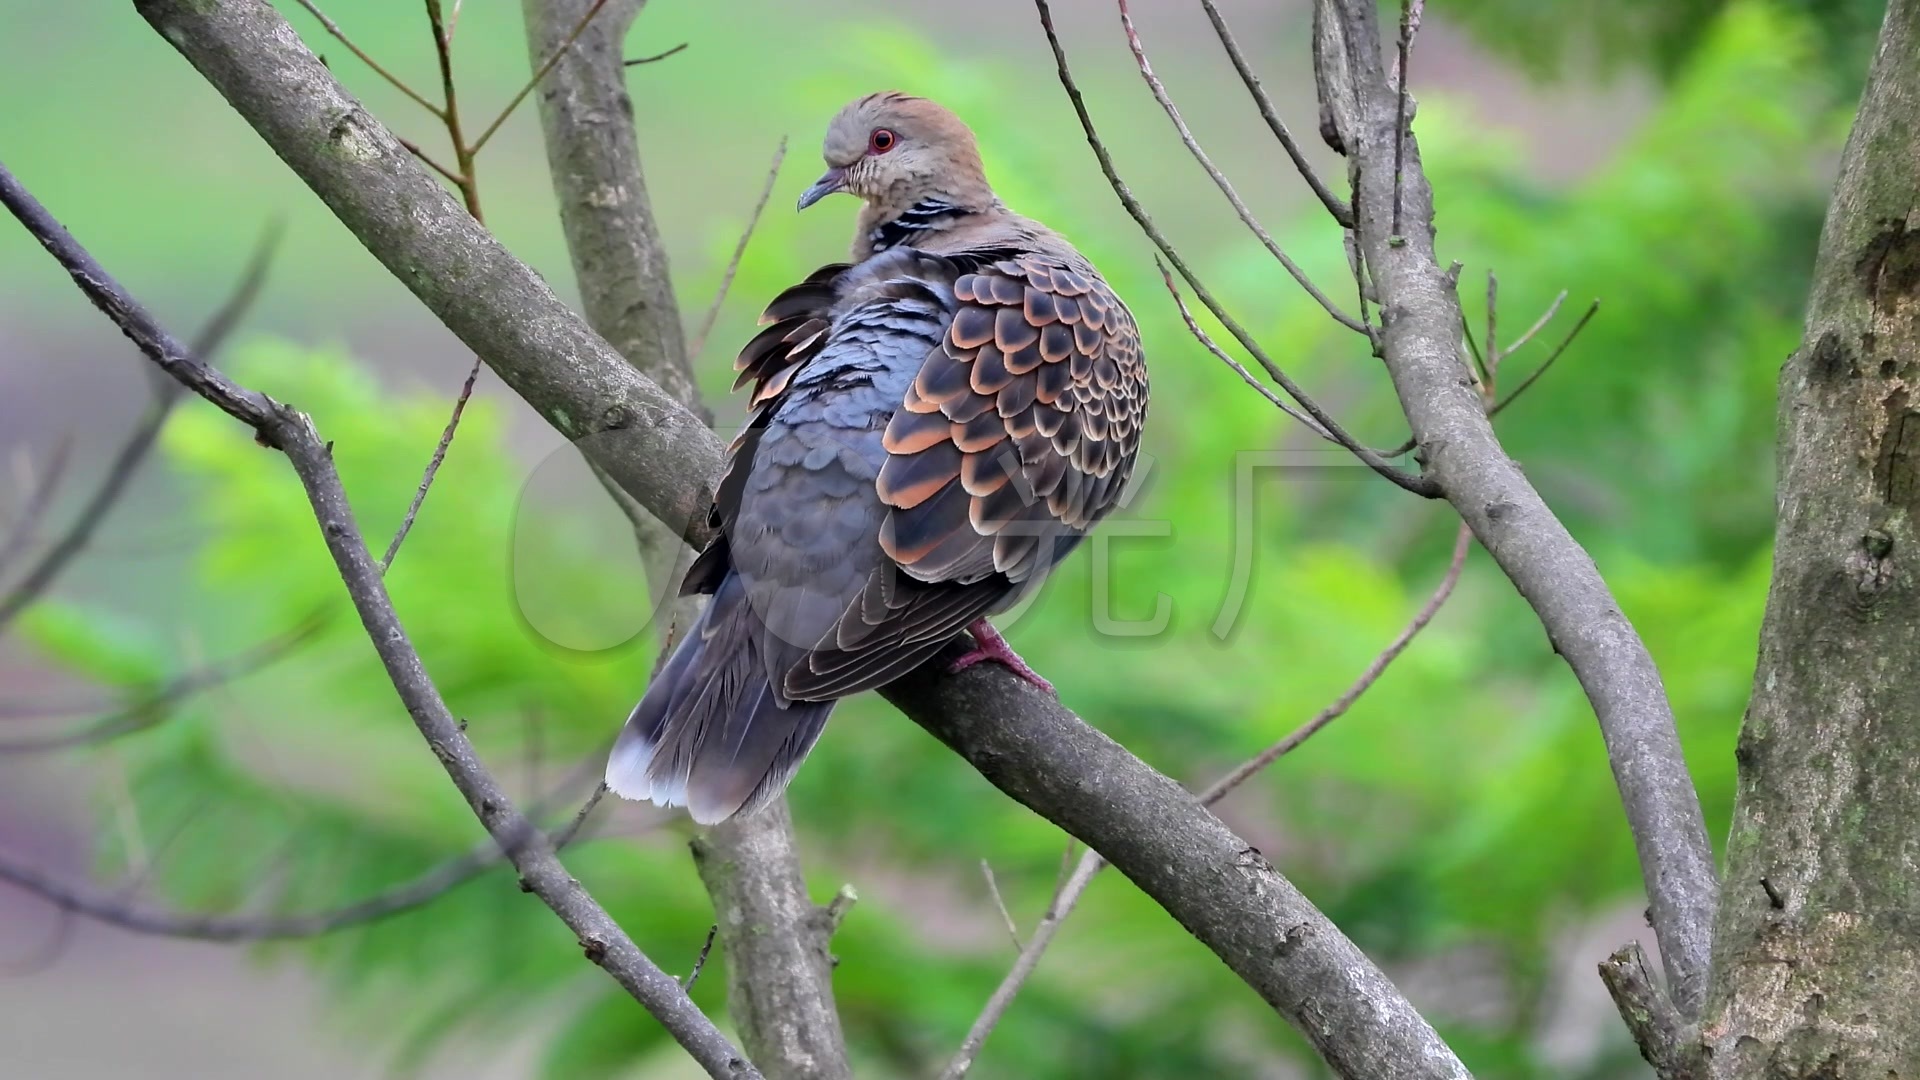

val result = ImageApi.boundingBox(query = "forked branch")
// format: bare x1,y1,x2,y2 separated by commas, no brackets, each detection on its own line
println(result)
0,161,757,1080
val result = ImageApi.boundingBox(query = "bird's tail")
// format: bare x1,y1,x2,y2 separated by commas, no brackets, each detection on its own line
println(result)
605,573,835,824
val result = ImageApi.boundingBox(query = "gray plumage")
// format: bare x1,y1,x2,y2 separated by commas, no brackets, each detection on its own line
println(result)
607,94,1148,824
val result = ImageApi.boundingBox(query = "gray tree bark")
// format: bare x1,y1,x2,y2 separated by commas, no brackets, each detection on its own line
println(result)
133,1,1470,1075
517,3,851,1076
1695,0,1920,1075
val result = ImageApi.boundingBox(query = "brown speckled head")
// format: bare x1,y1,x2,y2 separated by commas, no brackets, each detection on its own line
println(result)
797,92,1000,227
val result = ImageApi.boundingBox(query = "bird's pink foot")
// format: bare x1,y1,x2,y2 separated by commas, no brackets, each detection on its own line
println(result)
948,619,1055,695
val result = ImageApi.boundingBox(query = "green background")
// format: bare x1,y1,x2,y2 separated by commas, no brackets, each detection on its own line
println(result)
0,0,1881,1076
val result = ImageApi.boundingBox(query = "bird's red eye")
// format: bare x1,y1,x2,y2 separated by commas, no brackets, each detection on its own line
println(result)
869,128,897,154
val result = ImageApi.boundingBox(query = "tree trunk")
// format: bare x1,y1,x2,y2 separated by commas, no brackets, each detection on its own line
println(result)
1702,0,1920,1074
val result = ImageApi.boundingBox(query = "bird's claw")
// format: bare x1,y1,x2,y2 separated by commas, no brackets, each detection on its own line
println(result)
948,619,1056,695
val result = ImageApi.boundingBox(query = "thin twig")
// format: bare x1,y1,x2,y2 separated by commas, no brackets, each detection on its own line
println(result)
397,136,464,185
1200,521,1470,803
0,221,283,634
421,0,483,221
940,519,1472,1076
1500,289,1567,361
380,357,482,571
682,925,718,990
0,765,606,943
624,42,689,66
444,0,465,43
979,860,1024,952
1490,299,1599,419
690,137,787,358
1196,0,1350,226
1153,259,1339,443
1484,272,1500,388
1118,0,1367,335
0,610,327,753
0,437,73,576
939,854,1101,1080
291,0,445,118
1036,0,1438,498
469,0,617,156
1461,309,1489,391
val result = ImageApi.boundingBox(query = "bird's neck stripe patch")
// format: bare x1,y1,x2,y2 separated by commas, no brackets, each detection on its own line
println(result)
870,199,966,251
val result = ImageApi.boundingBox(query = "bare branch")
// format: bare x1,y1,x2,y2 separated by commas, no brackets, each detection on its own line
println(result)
1196,0,1350,226
1200,520,1470,803
691,800,852,1078
690,136,787,359
1599,942,1702,1078
979,860,1023,952
380,356,482,570
0,610,326,753
0,760,606,942
1036,0,1438,498
1388,0,1422,239
131,8,1469,1074
939,853,1101,1080
1312,0,1715,1013
396,135,465,184
1490,298,1599,419
1155,258,1345,444
1118,0,1367,335
941,519,1471,1075
290,0,445,118
0,437,73,576
517,6,846,1077
0,220,282,634
682,925,718,990
1500,288,1567,361
624,42,688,66
471,0,616,156
0,160,756,1080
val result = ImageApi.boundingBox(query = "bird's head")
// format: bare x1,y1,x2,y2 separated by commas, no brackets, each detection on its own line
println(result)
797,92,997,217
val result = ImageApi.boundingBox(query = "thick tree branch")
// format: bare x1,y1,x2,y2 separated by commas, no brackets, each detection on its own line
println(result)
1311,0,1718,1015
136,0,724,550
0,161,756,1080
518,3,850,1076
691,801,852,1080
941,522,1472,1076
133,4,1466,1074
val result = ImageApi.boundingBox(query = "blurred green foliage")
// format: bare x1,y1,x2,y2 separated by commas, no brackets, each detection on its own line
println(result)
10,0,1867,1076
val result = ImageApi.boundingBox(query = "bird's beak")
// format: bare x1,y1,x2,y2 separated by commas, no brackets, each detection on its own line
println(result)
796,167,847,211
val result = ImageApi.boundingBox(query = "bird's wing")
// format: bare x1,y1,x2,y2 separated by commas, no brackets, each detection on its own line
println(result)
696,250,1146,704
874,252,1149,585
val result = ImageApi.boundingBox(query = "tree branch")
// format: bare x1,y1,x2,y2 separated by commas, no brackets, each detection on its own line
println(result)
0,781,597,942
939,520,1472,1076
1599,942,1702,1078
1117,0,1366,335
518,4,849,1076
137,0,724,549
0,160,756,1080
1195,0,1350,227
0,221,280,633
1032,0,1437,499
132,4,1466,1073
691,801,852,1080
690,136,787,360
1311,0,1716,1015
0,609,325,753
